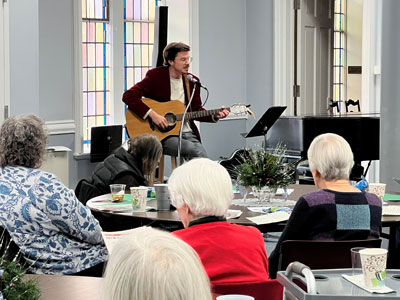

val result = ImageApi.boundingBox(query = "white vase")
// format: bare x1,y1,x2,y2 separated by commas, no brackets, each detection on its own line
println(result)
252,186,277,203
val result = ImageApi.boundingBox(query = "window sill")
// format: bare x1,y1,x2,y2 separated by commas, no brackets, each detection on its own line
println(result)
73,153,90,161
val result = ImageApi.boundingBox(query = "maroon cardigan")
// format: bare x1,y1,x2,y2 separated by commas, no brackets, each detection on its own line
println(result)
122,66,214,141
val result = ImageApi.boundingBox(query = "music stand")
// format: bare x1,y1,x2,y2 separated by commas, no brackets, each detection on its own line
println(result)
243,106,287,147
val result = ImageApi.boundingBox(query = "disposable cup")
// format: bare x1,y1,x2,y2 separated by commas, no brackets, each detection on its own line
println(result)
154,183,170,211
130,186,148,212
368,183,386,199
110,184,126,202
351,247,365,275
359,248,388,289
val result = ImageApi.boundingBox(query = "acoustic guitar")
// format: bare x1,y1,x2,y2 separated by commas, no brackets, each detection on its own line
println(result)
125,98,252,141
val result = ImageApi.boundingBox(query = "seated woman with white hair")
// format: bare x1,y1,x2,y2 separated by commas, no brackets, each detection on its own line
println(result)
268,133,382,278
103,227,212,300
169,158,269,286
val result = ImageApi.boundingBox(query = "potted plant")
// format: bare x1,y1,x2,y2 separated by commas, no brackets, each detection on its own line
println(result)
234,144,296,202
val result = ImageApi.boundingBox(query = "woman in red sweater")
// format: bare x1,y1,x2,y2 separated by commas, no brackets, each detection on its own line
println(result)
169,158,270,286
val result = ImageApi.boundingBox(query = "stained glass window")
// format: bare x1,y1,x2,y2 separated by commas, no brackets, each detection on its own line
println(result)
82,0,110,153
81,0,158,153
333,0,345,111
124,0,156,91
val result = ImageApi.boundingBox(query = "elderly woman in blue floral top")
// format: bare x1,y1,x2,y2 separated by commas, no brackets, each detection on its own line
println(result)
0,115,108,276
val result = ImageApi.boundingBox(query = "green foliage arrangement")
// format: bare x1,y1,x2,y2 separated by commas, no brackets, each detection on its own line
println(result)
0,235,40,300
235,144,296,189
0,259,40,300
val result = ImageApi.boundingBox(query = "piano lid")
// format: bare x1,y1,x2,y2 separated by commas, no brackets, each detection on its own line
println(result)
267,115,380,162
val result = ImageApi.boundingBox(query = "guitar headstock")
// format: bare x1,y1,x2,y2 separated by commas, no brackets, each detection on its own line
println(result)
229,104,255,119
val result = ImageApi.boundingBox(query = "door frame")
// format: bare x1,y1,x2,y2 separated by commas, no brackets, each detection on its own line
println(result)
0,0,10,123
274,0,380,114
273,0,382,182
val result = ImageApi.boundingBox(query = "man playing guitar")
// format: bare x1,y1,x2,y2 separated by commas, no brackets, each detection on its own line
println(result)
123,42,229,159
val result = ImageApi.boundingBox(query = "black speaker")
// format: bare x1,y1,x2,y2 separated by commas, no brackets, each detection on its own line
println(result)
152,6,168,67
90,125,123,163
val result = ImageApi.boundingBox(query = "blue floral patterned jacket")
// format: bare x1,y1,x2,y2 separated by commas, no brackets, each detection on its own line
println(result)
0,167,108,274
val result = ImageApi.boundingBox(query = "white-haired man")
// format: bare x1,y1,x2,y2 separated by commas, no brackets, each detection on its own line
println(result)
168,158,270,286
268,133,382,278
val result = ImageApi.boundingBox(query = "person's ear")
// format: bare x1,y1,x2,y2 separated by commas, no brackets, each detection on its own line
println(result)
312,169,320,179
182,202,191,215
312,169,323,186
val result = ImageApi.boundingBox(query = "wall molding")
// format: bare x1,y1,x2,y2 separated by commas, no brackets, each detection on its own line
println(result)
45,120,75,135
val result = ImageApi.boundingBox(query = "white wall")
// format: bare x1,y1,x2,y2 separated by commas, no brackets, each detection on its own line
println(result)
166,0,189,44
380,0,400,192
38,0,74,121
9,0,40,115
197,0,275,158
197,0,247,159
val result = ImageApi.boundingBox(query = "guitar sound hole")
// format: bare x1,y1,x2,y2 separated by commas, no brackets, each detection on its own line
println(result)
157,113,177,133
165,113,177,126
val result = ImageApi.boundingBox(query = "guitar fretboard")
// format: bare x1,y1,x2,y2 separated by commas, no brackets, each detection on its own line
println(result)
176,107,231,121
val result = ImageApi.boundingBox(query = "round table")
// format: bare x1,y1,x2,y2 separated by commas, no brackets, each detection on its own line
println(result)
86,184,318,232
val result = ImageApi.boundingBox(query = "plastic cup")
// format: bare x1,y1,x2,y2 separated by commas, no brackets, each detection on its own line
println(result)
216,295,254,300
359,248,388,289
130,186,148,212
154,183,170,211
351,247,365,275
110,184,126,202
368,183,386,200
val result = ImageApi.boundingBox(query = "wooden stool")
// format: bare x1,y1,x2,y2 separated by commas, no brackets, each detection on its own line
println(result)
157,154,184,183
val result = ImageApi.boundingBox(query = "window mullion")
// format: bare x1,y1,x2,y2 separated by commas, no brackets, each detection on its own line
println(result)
110,0,125,127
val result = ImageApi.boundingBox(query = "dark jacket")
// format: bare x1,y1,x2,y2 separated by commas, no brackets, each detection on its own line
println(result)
75,147,146,205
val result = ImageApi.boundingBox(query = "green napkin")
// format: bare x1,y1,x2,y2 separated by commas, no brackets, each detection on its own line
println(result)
383,193,400,201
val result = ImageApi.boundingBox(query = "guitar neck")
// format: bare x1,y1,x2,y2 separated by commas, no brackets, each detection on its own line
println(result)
176,107,231,121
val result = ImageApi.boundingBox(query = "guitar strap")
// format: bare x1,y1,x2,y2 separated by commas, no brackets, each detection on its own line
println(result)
183,76,192,112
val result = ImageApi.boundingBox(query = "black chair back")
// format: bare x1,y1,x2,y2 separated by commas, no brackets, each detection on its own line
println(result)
278,238,382,271
0,227,24,263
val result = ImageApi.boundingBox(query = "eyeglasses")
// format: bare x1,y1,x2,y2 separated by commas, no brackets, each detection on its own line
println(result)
177,57,192,63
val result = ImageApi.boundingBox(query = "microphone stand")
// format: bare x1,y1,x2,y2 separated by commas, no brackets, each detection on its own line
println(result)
177,84,197,166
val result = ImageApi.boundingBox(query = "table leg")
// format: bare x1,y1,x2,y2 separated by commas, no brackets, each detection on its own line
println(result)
387,225,398,269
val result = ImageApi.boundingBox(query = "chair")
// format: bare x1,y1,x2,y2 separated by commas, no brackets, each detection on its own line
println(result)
0,227,26,266
156,154,184,183
212,280,283,300
345,99,361,113
328,99,342,113
278,238,382,271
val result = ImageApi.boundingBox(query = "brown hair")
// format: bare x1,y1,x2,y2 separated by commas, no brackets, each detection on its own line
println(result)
128,134,163,176
163,42,190,66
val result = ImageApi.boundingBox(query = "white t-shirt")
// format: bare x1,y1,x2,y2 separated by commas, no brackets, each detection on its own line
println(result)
170,77,192,133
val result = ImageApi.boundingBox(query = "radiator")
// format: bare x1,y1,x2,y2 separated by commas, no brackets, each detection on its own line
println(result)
40,146,71,187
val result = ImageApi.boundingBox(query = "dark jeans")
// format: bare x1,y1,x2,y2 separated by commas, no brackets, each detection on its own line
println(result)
162,132,207,160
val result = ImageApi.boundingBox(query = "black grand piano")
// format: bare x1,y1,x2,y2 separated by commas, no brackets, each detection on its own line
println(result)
266,114,380,181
